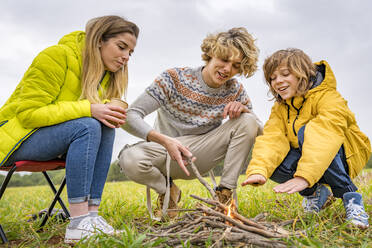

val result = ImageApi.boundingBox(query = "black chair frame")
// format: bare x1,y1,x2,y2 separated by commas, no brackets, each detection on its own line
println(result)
0,162,70,243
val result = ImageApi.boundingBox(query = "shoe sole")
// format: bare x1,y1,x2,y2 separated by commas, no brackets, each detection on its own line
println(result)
64,238,80,244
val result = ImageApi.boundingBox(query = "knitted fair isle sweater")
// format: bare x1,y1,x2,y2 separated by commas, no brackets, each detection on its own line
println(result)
124,66,253,140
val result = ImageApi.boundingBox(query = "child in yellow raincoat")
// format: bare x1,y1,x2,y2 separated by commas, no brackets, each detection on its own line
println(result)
242,48,370,229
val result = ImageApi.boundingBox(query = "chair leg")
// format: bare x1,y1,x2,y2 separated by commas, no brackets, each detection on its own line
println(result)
42,172,70,217
0,224,8,243
0,165,16,243
0,165,17,200
39,175,69,228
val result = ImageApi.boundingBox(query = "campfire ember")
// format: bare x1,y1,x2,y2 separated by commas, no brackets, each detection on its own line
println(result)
140,161,297,247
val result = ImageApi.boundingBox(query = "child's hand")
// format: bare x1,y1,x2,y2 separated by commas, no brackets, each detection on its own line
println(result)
273,177,309,194
241,174,266,186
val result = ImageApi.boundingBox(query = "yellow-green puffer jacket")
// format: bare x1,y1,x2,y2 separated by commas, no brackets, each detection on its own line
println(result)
246,60,371,187
0,31,110,166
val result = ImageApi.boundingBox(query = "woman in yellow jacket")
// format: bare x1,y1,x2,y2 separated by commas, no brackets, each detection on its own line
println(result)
0,16,139,242
242,48,370,229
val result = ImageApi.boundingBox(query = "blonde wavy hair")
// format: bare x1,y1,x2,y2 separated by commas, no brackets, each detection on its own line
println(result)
81,15,139,103
201,27,259,78
263,48,316,102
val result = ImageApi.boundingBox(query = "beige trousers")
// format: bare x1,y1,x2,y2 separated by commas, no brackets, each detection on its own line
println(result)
118,113,261,194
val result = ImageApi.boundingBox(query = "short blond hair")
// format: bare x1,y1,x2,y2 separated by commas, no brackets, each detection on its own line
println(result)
263,48,316,102
201,27,259,78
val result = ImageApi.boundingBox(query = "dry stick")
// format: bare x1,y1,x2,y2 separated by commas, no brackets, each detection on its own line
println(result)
225,233,287,248
166,208,198,212
210,227,232,248
197,206,285,238
190,194,268,230
180,231,287,248
202,219,251,234
252,212,268,221
180,216,204,229
278,219,295,226
189,160,218,200
167,230,223,246
162,220,190,230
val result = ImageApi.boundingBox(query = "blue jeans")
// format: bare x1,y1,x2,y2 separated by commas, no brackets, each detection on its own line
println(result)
270,126,357,198
5,117,115,205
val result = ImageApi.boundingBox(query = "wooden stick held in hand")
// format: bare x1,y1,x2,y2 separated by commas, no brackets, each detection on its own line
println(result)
188,157,218,200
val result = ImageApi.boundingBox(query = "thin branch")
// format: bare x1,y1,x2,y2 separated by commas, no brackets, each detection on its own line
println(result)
189,160,218,200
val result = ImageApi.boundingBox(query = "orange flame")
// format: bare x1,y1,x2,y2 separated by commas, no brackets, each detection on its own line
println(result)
226,198,236,218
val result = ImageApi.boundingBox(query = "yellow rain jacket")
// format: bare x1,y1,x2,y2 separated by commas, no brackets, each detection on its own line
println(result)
0,31,111,166
246,61,371,187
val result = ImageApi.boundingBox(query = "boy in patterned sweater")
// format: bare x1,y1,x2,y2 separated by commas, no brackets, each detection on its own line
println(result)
118,27,262,219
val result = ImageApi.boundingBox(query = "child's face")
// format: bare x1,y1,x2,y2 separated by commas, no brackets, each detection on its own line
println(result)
270,65,299,100
202,53,242,88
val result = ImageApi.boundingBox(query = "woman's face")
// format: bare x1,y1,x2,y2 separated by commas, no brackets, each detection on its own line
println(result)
99,32,137,72
270,64,299,100
202,53,242,88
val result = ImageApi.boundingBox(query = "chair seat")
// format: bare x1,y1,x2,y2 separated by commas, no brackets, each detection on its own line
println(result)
0,160,65,172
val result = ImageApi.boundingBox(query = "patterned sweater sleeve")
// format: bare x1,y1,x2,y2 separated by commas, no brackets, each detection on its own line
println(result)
123,92,161,140
123,70,172,140
145,70,174,105
236,84,253,110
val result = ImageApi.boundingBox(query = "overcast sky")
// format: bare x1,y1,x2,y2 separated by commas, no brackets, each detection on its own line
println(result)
1,0,371,161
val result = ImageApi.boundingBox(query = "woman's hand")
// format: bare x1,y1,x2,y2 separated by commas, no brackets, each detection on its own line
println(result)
223,101,250,119
91,103,126,128
241,174,267,186
273,177,309,194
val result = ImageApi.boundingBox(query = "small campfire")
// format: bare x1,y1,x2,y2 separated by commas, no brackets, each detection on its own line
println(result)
141,162,296,247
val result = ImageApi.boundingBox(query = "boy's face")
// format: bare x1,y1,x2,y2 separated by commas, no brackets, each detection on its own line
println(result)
270,64,299,100
202,53,242,88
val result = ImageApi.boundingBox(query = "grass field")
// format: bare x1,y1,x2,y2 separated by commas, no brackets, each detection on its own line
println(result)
0,170,371,247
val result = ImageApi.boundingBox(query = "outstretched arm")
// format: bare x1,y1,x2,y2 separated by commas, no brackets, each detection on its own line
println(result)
122,92,195,176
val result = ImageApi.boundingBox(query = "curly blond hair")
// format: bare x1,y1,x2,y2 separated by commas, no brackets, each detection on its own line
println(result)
201,27,259,78
263,48,316,102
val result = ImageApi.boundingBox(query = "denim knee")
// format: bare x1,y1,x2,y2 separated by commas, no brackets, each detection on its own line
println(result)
78,117,102,133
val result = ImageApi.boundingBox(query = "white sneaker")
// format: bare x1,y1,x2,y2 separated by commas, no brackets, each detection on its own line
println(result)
91,216,124,235
64,216,95,244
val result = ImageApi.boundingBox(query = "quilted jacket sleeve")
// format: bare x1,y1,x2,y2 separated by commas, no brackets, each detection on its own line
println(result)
246,103,290,179
15,45,91,128
294,90,348,187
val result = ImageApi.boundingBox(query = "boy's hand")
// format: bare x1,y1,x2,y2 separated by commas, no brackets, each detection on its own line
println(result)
223,101,250,119
241,174,266,186
273,177,309,194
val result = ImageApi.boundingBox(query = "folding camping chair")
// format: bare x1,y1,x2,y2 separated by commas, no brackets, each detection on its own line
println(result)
0,159,70,243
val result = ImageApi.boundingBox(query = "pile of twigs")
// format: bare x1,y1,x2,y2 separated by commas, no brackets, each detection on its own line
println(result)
144,196,290,247
141,162,295,247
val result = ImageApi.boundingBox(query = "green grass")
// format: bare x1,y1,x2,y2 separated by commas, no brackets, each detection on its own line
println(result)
1,170,371,247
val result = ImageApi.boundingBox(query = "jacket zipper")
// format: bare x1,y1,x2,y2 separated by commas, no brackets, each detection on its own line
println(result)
290,97,305,136
0,120,8,127
0,127,38,166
